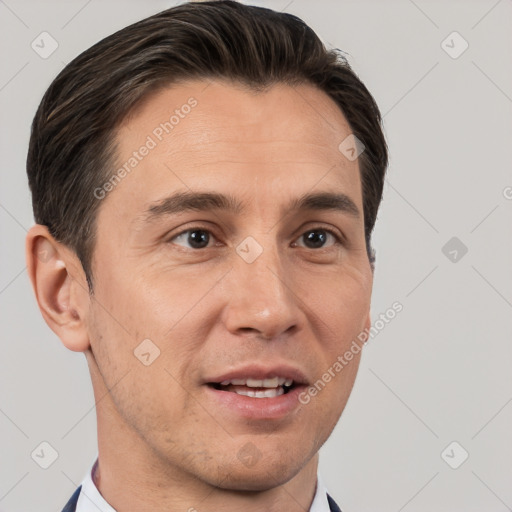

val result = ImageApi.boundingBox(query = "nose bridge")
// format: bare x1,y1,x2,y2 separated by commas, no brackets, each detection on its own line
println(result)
222,234,301,339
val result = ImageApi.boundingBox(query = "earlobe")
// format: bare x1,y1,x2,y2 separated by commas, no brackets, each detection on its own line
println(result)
26,225,91,352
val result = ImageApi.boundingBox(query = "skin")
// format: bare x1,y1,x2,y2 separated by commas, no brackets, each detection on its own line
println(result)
26,80,373,512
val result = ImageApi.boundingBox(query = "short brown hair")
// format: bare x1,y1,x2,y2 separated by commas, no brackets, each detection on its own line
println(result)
27,0,388,291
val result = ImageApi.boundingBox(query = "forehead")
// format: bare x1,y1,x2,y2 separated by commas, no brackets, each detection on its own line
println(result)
106,80,361,219
120,79,351,146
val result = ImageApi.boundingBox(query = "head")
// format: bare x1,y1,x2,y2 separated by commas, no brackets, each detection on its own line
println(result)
26,0,387,493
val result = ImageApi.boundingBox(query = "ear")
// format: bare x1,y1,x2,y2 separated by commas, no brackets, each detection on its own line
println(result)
364,310,371,333
360,308,372,346
26,224,91,352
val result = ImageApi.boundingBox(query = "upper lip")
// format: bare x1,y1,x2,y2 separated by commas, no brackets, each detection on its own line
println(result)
205,363,309,386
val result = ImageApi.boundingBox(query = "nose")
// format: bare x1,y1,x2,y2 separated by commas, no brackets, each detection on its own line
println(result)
221,242,303,341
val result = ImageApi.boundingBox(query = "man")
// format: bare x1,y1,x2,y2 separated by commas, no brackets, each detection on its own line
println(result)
25,1,387,511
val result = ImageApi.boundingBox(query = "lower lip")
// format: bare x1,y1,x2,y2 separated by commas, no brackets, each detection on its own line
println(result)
205,385,307,420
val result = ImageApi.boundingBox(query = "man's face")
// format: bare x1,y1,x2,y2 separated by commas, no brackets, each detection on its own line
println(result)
85,80,372,489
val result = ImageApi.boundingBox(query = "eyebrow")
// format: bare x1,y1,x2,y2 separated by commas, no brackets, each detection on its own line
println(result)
141,190,360,223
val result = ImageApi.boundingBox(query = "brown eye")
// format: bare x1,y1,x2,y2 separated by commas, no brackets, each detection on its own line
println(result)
294,228,341,249
170,228,214,249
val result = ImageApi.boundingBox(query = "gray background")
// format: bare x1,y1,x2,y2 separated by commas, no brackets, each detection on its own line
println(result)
1,0,511,511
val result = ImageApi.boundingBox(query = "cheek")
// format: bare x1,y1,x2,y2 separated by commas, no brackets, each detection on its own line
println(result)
305,268,371,336
299,266,369,414
86,265,207,396
87,295,199,436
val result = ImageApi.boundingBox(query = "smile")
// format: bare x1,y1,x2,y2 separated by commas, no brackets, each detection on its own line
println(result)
211,377,295,398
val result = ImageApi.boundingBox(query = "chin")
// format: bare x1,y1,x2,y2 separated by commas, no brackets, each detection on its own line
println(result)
209,450,309,492
218,469,296,492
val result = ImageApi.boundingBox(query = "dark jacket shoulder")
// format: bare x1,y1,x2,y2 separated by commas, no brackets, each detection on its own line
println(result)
61,485,81,512
327,493,342,512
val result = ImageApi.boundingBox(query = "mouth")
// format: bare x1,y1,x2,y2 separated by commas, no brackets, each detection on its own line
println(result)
208,376,297,398
204,366,309,420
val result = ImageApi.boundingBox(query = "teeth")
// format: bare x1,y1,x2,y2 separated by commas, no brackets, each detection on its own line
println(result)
219,377,294,388
247,377,280,388
234,387,285,398
263,377,279,387
220,379,245,385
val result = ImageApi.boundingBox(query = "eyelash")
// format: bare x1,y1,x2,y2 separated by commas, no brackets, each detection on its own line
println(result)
166,225,344,250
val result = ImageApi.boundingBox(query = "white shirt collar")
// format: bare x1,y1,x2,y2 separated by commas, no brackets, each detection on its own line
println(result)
76,458,115,512
310,473,332,512
76,456,332,512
